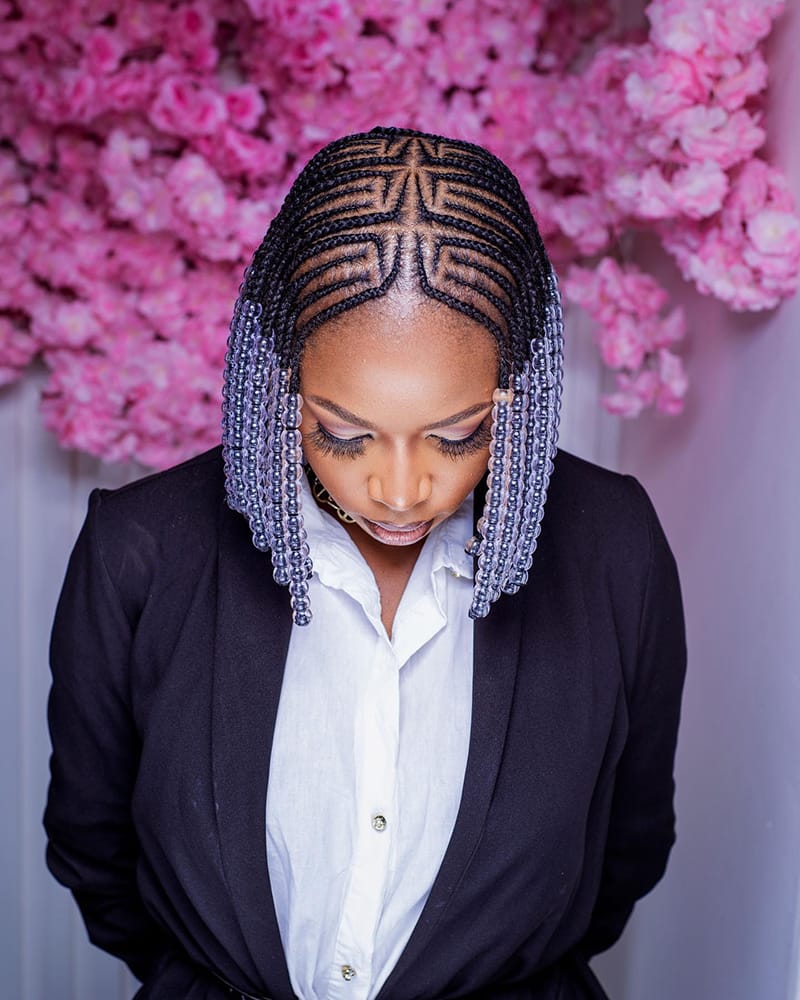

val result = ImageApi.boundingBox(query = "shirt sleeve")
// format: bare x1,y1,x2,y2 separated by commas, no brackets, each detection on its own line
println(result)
44,489,169,982
580,477,687,956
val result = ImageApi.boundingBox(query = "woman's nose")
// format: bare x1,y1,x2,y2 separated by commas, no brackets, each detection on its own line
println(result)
367,458,432,511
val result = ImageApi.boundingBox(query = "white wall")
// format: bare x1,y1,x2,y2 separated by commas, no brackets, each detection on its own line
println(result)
593,6,800,998
0,369,141,1000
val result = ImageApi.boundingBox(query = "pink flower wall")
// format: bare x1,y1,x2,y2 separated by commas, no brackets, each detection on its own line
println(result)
0,0,798,467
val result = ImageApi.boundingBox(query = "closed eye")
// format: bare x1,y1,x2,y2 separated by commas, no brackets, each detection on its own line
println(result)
308,421,368,460
432,417,492,459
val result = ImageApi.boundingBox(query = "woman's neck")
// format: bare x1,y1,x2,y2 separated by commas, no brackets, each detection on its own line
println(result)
342,521,425,639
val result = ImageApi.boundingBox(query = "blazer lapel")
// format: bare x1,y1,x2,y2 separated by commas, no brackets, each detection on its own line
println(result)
211,501,296,998
376,586,524,998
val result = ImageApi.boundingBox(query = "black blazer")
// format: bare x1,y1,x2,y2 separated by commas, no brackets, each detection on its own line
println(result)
44,446,686,1000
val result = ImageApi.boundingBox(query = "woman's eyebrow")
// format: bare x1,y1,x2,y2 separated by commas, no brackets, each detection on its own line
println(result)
423,402,493,430
306,395,492,431
306,396,377,429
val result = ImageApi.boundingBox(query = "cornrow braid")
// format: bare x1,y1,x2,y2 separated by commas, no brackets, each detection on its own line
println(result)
222,126,564,625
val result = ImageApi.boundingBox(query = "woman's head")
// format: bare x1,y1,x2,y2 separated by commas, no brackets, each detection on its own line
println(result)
223,127,563,624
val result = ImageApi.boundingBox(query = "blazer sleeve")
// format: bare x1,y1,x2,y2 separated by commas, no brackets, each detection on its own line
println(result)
580,477,687,956
44,489,169,983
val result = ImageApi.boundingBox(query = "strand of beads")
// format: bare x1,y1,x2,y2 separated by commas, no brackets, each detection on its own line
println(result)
510,351,543,589
245,331,279,552
279,389,312,625
488,384,518,602
547,271,565,434
508,272,563,587
222,296,261,514
263,367,290,581
469,384,514,619
499,371,529,595
518,340,552,577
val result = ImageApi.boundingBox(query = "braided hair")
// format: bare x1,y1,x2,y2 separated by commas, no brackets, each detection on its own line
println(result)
222,126,563,625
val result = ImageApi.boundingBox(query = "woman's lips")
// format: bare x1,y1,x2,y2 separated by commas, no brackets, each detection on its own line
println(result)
363,518,433,546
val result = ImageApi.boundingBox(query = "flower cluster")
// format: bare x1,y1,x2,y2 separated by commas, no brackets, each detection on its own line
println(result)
564,259,687,418
0,0,797,466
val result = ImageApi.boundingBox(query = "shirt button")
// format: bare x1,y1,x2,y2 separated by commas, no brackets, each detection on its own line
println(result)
341,964,357,981
371,814,387,832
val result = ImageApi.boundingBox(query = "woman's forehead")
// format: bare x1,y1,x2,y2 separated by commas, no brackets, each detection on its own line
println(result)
298,292,498,421
302,288,499,357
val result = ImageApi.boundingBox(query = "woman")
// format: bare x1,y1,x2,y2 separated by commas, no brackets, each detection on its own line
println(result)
45,127,686,1000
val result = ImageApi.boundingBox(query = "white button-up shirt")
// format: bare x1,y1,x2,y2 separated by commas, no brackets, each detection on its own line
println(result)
266,478,475,1000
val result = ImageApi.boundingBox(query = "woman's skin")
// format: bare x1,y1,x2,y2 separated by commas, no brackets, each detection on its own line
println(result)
299,286,499,636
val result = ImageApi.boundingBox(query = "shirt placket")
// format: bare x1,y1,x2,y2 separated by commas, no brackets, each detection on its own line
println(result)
329,635,399,1000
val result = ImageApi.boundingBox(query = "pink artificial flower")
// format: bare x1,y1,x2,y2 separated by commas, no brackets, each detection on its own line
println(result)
667,105,764,168
417,89,486,149
662,152,800,309
167,153,228,224
651,305,687,349
197,128,286,181
101,128,151,169
387,3,446,48
0,150,28,206
84,28,126,75
666,225,743,300
624,51,706,119
670,160,729,219
636,166,675,219
596,313,649,371
149,76,228,137
537,0,613,73
32,300,103,349
34,69,99,125
426,7,489,91
116,0,171,45
649,0,782,59
224,84,267,130
14,122,53,166
233,193,282,252
166,2,219,72
104,62,162,112
647,1,710,56
603,369,660,418
703,1,782,57
746,208,800,257
0,11,31,54
714,51,769,110
344,36,406,97
40,351,129,460
549,194,613,255
0,316,38,384
109,231,187,286
655,348,688,414
564,257,686,402
724,158,771,222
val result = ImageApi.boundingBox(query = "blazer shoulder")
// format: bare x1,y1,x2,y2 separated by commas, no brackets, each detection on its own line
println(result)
549,448,650,521
83,447,232,594
92,446,225,533
546,448,669,575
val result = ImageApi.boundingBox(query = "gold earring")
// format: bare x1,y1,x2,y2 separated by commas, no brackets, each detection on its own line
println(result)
306,468,356,524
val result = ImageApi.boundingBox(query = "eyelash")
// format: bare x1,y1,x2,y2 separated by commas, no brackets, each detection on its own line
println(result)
308,418,492,461
308,423,365,460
